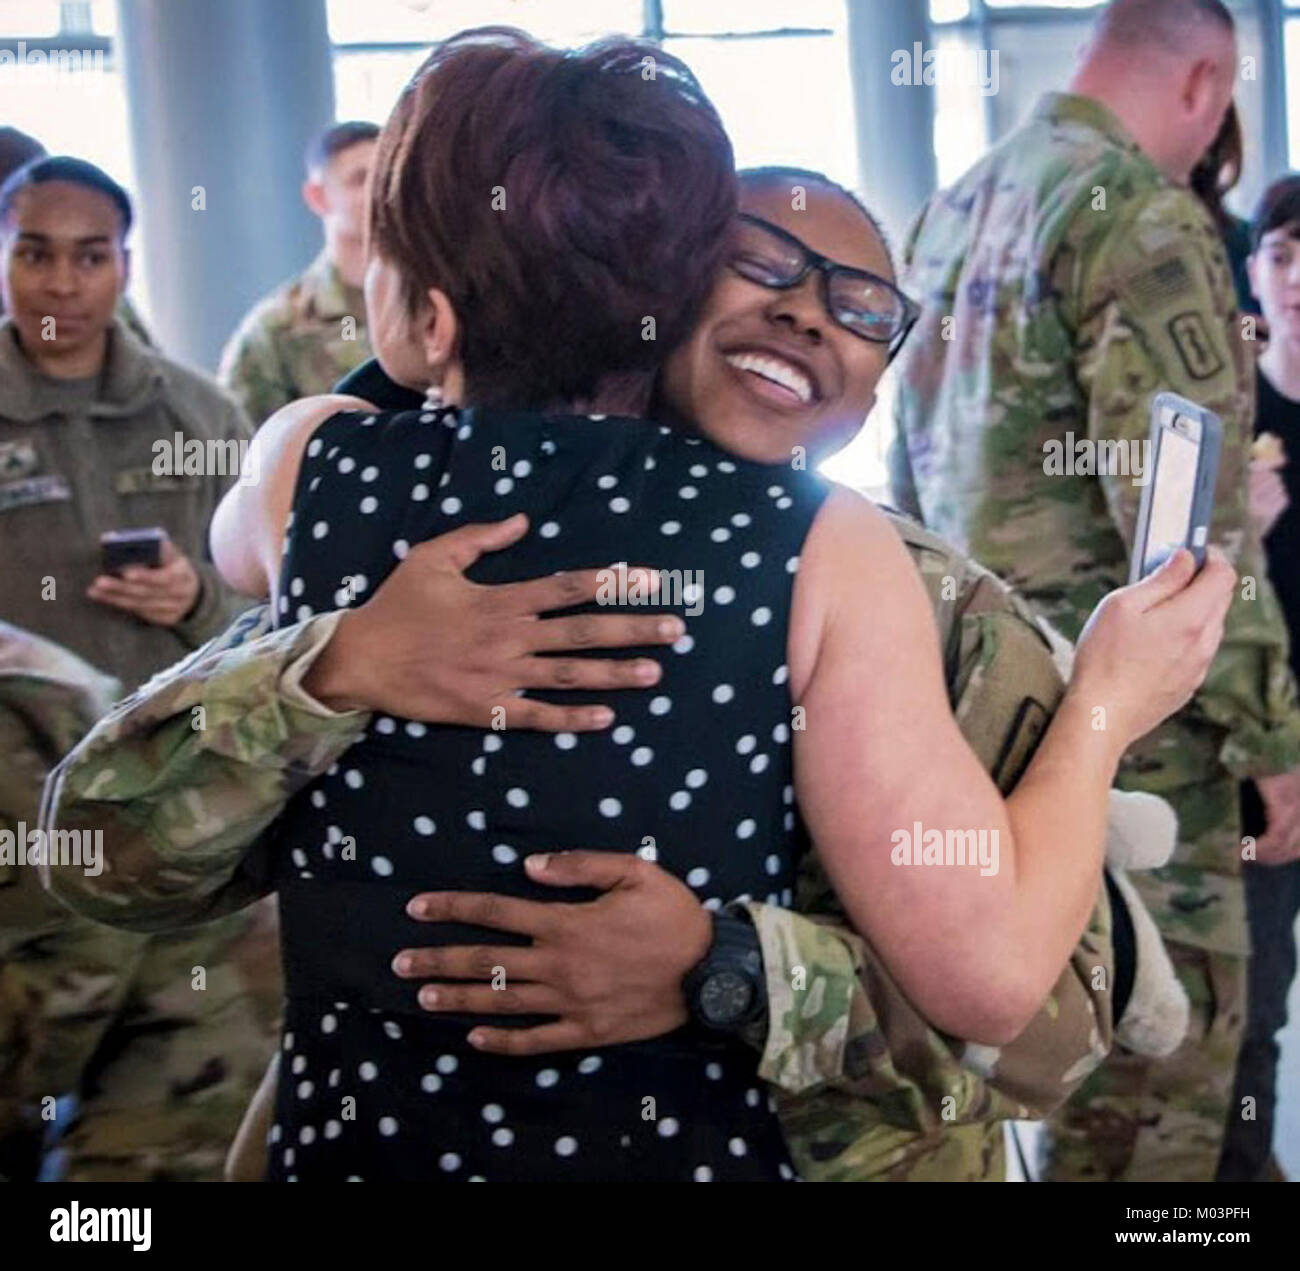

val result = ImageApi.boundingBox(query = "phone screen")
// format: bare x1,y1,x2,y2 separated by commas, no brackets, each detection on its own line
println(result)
1141,415,1201,576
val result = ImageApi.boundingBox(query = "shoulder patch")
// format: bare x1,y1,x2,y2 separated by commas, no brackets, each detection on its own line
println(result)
1128,255,1194,309
1167,311,1225,381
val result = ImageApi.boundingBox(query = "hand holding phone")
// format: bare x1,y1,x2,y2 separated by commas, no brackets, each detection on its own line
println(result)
100,526,166,576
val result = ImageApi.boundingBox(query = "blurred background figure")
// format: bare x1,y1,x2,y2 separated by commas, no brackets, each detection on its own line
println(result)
218,121,377,425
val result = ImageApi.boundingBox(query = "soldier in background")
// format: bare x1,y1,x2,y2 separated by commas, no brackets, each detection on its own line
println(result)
218,121,377,426
0,157,278,1179
891,0,1300,1181
0,128,151,346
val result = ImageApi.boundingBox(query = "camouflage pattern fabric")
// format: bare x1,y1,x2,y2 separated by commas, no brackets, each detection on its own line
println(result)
217,250,372,428
0,621,280,1181
45,516,1118,1182
891,91,1290,1180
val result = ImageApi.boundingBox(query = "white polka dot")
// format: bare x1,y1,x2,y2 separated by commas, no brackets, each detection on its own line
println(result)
736,735,757,755
371,856,394,876
338,456,356,474
324,1120,342,1139
290,577,305,597
678,485,698,499
540,521,560,538
535,1068,559,1088
783,784,794,804
393,539,410,559
554,1136,578,1157
609,496,630,513
717,460,737,473
360,465,378,482
577,1056,602,1075
630,746,653,766
599,798,622,818
321,1013,337,1034
685,768,708,789
736,819,756,840
344,768,364,789
673,634,694,654
773,665,789,686
291,1055,307,1075
439,1153,461,1172
467,810,486,830
669,791,691,811
746,1087,761,1107
785,556,799,574
359,496,378,514
297,1080,313,1099
483,735,503,753
482,1103,505,1123
410,483,430,502
379,1116,398,1137
712,684,735,704
311,790,326,809
705,1063,723,1080
767,485,784,498
657,1117,680,1137
765,854,782,876
612,726,634,745
597,474,618,490
292,848,307,868
420,1073,442,1093
555,733,577,750
751,607,772,626
494,477,514,496
406,721,427,738
440,496,461,513
686,867,710,888
436,1054,458,1075
413,815,435,836
506,787,529,809
649,695,671,716
731,512,751,527
492,844,518,864
471,757,487,775
729,1137,749,1157
740,551,761,569
492,1127,514,1147
513,459,531,478
713,586,735,605
693,1165,713,1181
689,464,708,478
776,496,793,509
312,521,329,539
457,423,472,440
773,723,790,743
307,439,323,457
660,520,681,536
779,1162,796,1179
750,754,769,775
414,453,432,469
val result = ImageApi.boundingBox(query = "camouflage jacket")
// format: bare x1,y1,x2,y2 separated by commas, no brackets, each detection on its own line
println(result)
0,317,253,693
43,516,1114,1182
892,92,1300,953
217,250,372,427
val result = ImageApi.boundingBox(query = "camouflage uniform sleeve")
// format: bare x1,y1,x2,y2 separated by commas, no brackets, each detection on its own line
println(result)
1075,187,1300,779
217,311,295,430
41,605,371,932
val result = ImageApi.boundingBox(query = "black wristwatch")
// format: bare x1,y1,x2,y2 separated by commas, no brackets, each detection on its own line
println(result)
682,911,768,1034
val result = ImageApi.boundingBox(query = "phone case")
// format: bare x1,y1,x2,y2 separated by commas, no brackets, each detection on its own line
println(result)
1128,391,1223,584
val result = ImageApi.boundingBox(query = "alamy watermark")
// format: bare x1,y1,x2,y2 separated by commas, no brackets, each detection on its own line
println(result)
0,43,108,91
152,431,259,485
891,42,999,97
1,822,102,876
890,821,1000,877
595,562,704,618
1043,432,1150,486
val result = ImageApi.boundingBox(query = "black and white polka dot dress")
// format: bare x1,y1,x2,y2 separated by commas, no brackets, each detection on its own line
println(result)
266,405,829,1181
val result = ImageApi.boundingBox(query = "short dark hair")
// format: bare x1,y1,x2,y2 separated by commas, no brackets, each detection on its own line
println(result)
739,166,893,268
1095,0,1234,53
1251,174,1300,252
306,120,381,174
0,155,133,240
368,26,736,410
0,127,45,186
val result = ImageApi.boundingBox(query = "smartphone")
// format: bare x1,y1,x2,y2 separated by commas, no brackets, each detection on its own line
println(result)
1128,393,1222,583
100,527,165,575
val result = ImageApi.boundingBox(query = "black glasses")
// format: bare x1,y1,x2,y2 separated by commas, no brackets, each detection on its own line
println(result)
729,213,920,359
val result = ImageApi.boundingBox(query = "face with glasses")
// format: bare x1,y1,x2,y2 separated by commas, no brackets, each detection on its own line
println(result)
661,178,910,465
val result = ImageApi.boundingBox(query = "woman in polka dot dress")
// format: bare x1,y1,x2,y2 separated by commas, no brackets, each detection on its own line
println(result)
211,36,1235,1179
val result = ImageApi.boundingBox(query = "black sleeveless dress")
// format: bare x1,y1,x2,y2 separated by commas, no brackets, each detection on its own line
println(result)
266,405,829,1181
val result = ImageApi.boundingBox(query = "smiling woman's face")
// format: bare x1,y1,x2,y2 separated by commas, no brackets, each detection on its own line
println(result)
661,179,894,466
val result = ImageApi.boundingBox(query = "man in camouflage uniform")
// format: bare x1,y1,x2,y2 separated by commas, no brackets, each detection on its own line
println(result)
217,122,377,426
0,157,279,1179
891,0,1300,1180
44,511,1136,1182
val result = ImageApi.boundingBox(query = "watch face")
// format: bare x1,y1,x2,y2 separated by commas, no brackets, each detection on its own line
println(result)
700,970,754,1027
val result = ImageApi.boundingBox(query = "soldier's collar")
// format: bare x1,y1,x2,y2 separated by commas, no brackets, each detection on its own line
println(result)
0,316,165,422
1033,92,1143,158
302,249,364,322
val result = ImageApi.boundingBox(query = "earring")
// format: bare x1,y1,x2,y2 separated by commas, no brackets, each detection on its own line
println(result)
422,381,445,411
